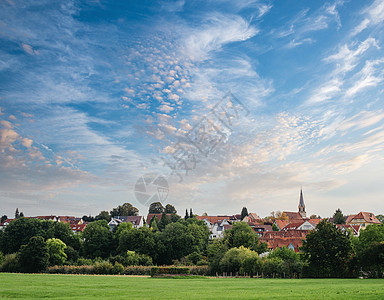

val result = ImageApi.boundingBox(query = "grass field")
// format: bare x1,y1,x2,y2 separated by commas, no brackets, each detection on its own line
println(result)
0,273,383,299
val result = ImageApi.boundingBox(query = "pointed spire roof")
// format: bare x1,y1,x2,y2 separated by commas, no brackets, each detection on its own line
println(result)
299,189,305,207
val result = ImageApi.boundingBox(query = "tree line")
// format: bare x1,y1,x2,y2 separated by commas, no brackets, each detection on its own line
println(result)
0,204,383,278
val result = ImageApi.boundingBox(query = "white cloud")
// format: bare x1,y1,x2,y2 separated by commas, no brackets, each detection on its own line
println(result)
352,0,384,35
22,43,39,55
183,14,259,61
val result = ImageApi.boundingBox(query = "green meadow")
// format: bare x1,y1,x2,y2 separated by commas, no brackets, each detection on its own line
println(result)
0,273,383,299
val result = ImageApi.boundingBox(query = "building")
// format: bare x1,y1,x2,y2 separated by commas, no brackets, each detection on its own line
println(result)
283,189,307,222
108,216,144,231
347,212,381,229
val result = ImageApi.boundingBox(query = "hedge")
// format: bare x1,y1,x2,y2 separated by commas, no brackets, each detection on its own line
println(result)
150,266,190,277
44,265,208,276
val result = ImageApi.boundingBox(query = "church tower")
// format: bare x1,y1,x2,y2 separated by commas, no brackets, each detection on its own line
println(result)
298,189,306,218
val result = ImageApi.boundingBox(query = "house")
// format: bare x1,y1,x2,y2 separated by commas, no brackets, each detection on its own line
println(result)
252,224,273,237
260,230,310,252
196,216,234,240
210,220,232,239
347,212,381,229
58,216,84,224
0,218,14,230
336,224,360,236
108,216,144,231
33,215,58,222
146,213,173,224
70,223,87,234
243,213,262,223
274,219,289,230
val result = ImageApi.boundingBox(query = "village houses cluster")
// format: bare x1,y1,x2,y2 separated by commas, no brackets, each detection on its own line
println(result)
1,190,381,253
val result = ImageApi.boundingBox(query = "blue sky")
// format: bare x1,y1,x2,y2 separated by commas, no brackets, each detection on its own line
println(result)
1,0,384,218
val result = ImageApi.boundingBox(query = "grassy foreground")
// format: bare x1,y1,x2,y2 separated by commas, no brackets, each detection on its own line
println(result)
0,273,383,299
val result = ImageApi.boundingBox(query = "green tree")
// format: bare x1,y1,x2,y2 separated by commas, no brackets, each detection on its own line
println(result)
82,220,113,258
114,222,133,242
118,227,157,260
376,214,384,223
158,211,169,231
95,210,111,222
19,236,49,273
15,208,20,219
355,224,384,253
148,202,164,214
241,207,248,220
333,208,345,224
1,218,47,254
165,204,177,214
47,238,67,266
224,222,260,251
184,209,189,220
219,246,260,275
1,215,7,223
48,222,81,250
110,203,139,217
207,239,228,274
301,220,354,277
272,223,279,231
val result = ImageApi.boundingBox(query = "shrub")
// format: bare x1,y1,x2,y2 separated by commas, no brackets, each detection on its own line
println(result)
0,253,21,273
112,262,124,274
0,251,4,265
94,261,114,274
150,266,190,277
188,265,209,276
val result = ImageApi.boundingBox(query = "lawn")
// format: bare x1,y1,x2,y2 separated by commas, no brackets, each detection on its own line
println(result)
0,273,383,299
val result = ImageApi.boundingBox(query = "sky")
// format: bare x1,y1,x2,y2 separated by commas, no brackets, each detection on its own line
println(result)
1,0,384,219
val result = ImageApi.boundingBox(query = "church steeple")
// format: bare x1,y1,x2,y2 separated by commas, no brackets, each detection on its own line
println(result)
298,189,306,218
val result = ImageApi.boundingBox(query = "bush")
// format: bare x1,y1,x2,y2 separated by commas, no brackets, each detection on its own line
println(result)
0,253,21,273
0,251,4,265
112,262,124,274
121,265,152,275
150,266,190,277
188,265,209,276
94,261,114,274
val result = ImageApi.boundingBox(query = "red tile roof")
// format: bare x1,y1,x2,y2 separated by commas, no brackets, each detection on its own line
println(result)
0,218,14,226
260,230,310,252
196,216,231,224
70,224,87,232
274,220,289,229
283,211,303,221
351,212,381,224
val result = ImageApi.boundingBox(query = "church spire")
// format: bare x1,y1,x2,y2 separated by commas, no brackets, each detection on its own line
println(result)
298,189,306,218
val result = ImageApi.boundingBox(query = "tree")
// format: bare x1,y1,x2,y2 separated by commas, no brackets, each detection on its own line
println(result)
47,238,67,266
219,246,260,276
272,223,279,231
355,224,384,253
1,215,7,223
15,208,20,219
118,227,157,260
19,212,24,217
148,202,164,214
190,208,194,218
1,218,47,254
110,203,139,217
82,215,95,222
241,207,248,220
47,222,81,250
207,239,228,273
82,220,113,258
333,208,345,224
301,220,354,277
184,209,189,220
165,204,177,214
224,222,260,251
19,236,49,273
376,214,384,223
310,214,321,219
95,211,111,222
158,211,169,231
